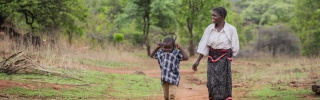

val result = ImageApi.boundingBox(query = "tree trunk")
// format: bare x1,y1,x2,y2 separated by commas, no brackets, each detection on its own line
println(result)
272,47,276,58
187,21,195,56
144,20,151,56
146,19,150,56
0,14,6,31
143,0,151,56
0,14,5,27
67,31,72,46
145,13,150,56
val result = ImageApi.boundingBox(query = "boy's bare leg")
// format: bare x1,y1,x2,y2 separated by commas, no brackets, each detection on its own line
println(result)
169,83,178,100
162,82,169,100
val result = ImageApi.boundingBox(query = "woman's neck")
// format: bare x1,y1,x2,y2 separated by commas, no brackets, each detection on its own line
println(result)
215,20,225,27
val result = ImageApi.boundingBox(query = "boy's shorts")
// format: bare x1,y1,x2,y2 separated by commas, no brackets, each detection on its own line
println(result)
162,81,178,100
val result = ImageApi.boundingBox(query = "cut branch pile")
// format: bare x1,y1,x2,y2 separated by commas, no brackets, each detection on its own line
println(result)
0,51,87,82
0,51,44,75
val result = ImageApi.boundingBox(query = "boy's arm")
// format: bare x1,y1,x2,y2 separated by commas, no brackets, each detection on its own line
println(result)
150,43,162,58
177,44,188,60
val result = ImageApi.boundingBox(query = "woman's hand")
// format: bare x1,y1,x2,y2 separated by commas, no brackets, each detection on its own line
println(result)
192,61,199,71
192,54,203,71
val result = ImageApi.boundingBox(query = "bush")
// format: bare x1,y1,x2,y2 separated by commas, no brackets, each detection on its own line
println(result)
113,33,124,43
126,33,144,47
254,24,300,57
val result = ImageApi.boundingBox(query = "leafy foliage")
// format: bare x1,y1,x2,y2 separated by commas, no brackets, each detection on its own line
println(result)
294,0,320,56
116,0,152,55
240,0,294,25
150,0,179,33
0,0,88,33
0,0,89,47
113,33,124,43
236,0,320,56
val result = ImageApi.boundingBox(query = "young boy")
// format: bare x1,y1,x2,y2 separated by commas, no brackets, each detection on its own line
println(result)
150,37,188,100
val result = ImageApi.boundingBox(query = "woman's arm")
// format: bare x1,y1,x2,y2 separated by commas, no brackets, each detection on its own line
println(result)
192,24,211,71
192,54,204,71
231,26,239,56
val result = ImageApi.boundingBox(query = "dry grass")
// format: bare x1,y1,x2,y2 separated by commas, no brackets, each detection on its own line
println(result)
1,38,320,99
229,55,320,98
1,39,154,71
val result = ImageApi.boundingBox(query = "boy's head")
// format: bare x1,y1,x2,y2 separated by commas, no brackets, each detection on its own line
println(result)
162,37,175,52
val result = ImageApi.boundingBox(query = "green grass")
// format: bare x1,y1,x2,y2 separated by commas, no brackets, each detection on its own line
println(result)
107,74,162,98
0,69,161,99
248,84,313,100
73,58,128,68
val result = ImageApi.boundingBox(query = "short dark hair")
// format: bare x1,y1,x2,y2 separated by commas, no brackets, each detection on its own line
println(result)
163,37,175,47
212,7,227,19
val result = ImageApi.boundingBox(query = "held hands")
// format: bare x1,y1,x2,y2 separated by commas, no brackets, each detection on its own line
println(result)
192,61,199,71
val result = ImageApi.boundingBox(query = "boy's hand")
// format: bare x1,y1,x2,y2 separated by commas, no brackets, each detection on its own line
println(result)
176,44,180,49
157,43,162,48
192,61,199,71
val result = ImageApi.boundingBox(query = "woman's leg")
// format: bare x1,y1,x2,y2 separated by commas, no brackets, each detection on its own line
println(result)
226,60,232,98
207,57,232,100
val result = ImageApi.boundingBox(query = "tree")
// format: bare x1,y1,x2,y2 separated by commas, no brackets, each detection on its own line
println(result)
255,24,300,57
235,0,296,52
113,33,124,47
178,0,226,56
240,0,294,26
147,0,181,46
294,0,320,56
0,0,88,46
85,0,127,48
117,0,152,55
150,0,179,34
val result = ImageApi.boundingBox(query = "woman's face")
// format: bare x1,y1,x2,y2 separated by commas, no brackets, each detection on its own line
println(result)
212,11,223,24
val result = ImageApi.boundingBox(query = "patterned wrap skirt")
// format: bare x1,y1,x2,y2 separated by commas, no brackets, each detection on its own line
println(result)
207,48,232,100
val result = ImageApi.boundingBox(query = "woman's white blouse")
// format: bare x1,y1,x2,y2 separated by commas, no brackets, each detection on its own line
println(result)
197,22,239,56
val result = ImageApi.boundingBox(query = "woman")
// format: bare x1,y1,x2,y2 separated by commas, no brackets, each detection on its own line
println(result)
192,7,239,100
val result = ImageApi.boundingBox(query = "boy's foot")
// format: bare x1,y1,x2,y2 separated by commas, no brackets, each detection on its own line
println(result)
226,97,232,100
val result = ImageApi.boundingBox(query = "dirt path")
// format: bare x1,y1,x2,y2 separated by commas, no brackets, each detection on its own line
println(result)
78,62,210,100
175,70,209,100
143,68,209,100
